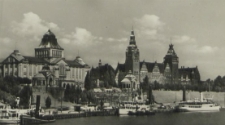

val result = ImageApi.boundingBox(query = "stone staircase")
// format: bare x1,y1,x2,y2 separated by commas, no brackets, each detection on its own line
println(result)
32,86,73,108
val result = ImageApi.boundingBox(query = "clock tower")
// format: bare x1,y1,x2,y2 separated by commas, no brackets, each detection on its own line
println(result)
125,30,140,85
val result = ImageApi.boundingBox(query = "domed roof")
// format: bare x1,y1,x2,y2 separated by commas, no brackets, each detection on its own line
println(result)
38,30,64,50
33,73,45,78
42,64,50,70
121,78,131,84
75,56,86,65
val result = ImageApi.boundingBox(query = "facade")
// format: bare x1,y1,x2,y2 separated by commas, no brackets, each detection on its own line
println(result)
115,30,201,88
0,30,90,88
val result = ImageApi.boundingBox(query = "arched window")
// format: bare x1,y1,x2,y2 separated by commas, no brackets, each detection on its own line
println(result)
59,64,65,75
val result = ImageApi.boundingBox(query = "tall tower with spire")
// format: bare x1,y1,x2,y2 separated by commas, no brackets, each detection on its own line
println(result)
163,44,179,84
125,30,140,84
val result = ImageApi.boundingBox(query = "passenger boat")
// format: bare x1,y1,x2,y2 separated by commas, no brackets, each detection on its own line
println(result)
119,101,153,115
175,93,221,112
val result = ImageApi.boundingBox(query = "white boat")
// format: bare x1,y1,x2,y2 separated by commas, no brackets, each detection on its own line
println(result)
0,109,20,124
175,93,221,112
119,101,150,115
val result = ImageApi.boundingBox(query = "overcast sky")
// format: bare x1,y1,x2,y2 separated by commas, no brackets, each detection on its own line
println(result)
0,0,225,80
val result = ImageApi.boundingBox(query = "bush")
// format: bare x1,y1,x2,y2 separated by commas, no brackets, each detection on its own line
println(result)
45,96,51,108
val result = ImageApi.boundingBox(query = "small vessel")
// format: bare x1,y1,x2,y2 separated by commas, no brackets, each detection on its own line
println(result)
0,109,20,124
20,115,56,124
175,92,221,112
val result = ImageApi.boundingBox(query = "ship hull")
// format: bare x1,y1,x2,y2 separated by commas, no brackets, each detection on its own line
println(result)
0,119,20,124
175,104,221,112
119,109,136,115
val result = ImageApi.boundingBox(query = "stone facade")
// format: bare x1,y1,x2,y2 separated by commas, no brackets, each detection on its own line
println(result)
0,30,90,88
115,30,201,87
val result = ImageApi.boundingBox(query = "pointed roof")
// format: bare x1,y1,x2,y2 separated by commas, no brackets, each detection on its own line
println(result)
140,61,164,73
129,30,136,45
140,60,148,72
166,44,177,56
38,30,64,50
10,50,24,61
65,57,89,68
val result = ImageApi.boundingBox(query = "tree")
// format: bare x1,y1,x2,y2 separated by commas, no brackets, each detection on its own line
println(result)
104,71,110,88
68,85,76,103
64,84,71,101
85,71,92,90
22,77,32,84
213,76,223,91
75,87,82,103
141,76,149,92
45,96,51,108
19,86,32,108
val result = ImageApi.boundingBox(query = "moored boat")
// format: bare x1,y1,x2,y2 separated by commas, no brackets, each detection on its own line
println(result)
20,115,56,124
0,109,20,124
119,101,153,115
175,92,221,112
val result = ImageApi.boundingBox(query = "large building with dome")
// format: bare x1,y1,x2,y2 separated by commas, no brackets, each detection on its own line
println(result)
115,30,201,90
0,30,90,88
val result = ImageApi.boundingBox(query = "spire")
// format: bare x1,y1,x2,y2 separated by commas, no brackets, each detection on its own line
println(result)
15,41,17,50
129,30,136,45
166,44,177,56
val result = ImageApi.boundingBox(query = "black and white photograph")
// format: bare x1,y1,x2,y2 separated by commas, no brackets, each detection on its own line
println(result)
0,0,225,125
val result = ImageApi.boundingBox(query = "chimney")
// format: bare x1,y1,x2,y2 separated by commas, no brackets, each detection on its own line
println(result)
183,87,186,101
35,95,40,118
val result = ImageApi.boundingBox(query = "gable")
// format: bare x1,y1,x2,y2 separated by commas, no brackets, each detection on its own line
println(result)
2,55,20,64
56,59,68,66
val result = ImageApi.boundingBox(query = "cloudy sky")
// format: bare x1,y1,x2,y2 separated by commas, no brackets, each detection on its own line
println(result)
0,0,225,80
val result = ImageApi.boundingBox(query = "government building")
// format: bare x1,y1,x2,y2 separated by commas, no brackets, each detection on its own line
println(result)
115,30,201,90
0,30,90,88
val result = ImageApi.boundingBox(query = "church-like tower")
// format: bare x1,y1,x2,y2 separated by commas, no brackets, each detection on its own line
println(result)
35,30,64,63
125,30,140,84
163,44,179,84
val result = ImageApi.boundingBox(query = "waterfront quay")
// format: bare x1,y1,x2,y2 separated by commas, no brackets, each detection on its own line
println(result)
51,109,117,119
20,109,117,124
20,107,176,124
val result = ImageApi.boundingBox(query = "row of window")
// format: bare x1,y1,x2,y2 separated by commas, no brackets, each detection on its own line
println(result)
4,64,18,68
5,64,84,79
7,57,15,63
5,71,18,76
52,50,62,57
36,50,49,57
189,105,201,108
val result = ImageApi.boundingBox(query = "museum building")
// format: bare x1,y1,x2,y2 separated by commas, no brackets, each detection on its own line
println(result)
0,30,90,88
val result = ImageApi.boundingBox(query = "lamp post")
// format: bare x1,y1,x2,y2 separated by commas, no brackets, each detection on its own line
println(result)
59,80,64,113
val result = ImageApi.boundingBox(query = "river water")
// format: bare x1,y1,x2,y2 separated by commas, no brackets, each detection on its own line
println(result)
45,111,225,125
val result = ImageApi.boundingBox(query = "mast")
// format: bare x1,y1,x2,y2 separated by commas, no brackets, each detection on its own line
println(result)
149,85,153,105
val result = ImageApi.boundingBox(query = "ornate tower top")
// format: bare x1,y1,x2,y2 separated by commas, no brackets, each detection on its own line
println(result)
129,30,136,45
166,44,177,56
38,30,64,50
